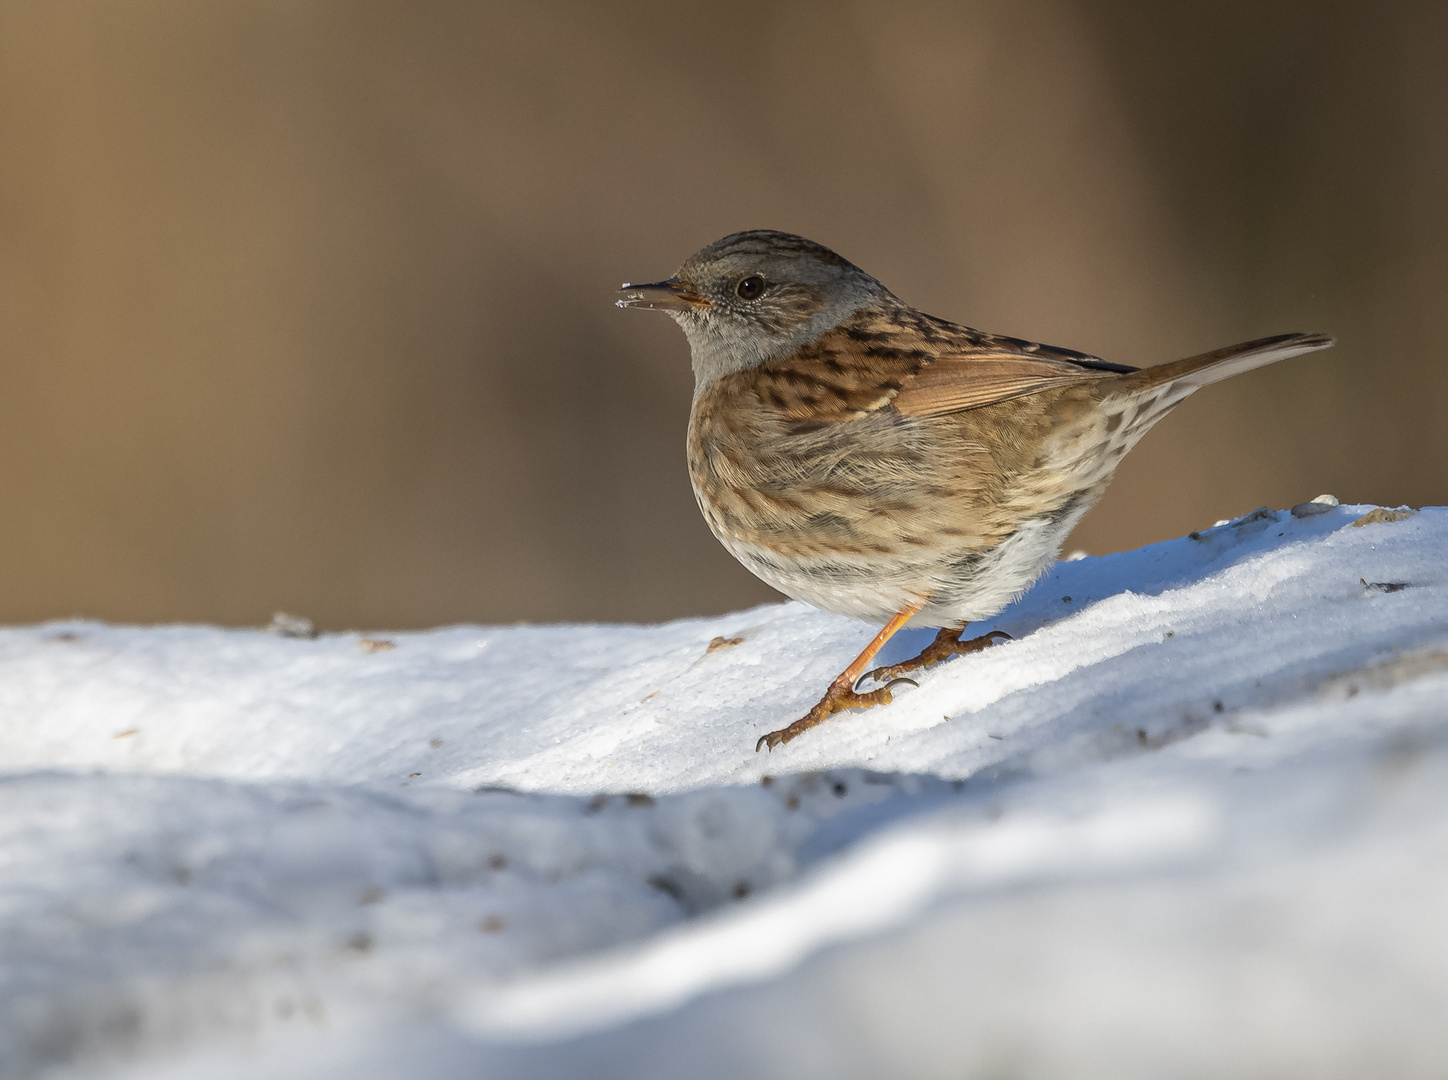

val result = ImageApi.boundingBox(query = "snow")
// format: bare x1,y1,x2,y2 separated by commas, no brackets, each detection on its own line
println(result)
3,501,1446,1078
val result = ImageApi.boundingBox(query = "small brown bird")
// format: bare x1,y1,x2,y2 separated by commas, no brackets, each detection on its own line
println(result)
618,230,1333,751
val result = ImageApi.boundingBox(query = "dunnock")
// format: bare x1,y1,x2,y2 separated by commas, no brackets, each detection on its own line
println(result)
618,230,1333,751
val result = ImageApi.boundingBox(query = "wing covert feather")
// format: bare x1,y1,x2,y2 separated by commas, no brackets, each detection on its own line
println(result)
891,354,1107,417
745,311,1124,422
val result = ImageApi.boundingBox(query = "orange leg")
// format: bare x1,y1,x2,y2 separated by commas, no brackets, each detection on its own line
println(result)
860,625,1011,687
756,602,925,752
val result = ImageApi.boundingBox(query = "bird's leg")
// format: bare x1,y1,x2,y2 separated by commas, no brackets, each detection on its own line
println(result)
859,625,1010,688
756,602,924,752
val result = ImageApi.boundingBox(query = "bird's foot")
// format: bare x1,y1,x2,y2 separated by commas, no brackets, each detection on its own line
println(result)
755,677,903,752
860,626,1011,687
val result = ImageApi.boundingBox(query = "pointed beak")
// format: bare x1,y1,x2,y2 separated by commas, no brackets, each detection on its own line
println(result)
616,277,710,312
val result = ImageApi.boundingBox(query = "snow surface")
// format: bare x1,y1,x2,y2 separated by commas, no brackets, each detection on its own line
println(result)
3,501,1447,1078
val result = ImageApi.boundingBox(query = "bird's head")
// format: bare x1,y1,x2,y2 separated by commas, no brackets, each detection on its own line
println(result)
618,230,895,390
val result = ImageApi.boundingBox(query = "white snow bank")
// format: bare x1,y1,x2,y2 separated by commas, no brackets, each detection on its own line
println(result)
3,502,1445,1078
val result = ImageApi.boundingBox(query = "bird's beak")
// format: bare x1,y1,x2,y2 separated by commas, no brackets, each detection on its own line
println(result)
616,277,710,312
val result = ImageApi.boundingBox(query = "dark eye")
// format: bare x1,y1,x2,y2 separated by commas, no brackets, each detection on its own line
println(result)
735,274,765,300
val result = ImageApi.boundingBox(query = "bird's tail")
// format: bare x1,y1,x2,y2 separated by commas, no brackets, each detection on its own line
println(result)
1063,332,1335,492
1107,332,1335,399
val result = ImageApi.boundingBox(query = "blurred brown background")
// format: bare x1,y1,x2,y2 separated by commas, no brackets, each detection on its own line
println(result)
0,1,1443,629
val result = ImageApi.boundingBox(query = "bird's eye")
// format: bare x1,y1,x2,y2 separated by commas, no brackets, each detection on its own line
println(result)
735,274,765,300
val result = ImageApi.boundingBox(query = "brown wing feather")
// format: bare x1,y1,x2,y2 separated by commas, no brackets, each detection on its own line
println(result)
891,353,1108,417
747,309,1123,423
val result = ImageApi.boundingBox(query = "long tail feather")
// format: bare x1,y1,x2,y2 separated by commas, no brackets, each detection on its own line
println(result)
1109,332,1334,397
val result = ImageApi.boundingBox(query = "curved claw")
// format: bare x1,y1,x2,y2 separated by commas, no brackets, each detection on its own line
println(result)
853,670,926,692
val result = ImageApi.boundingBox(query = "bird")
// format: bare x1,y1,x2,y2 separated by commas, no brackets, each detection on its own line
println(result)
617,230,1333,751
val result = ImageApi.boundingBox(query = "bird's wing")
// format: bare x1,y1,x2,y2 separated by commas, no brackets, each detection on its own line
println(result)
749,313,1132,423
889,325,1132,418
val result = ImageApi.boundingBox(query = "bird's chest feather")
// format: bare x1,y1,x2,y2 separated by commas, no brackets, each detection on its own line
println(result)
687,374,969,555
